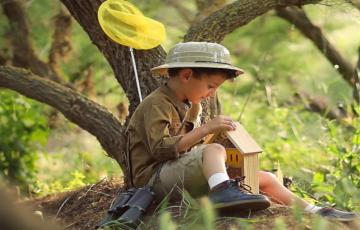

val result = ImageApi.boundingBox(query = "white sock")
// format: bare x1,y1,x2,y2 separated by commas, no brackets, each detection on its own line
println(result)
304,204,322,213
208,173,230,189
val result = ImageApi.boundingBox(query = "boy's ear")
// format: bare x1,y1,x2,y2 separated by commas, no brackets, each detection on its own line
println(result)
179,68,193,81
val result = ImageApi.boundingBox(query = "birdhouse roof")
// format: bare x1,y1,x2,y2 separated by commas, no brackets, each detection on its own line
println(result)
205,122,262,155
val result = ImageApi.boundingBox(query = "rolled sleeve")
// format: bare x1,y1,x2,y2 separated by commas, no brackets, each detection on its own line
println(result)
144,104,183,160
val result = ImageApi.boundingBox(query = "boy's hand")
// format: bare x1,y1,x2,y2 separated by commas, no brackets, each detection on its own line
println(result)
203,115,236,135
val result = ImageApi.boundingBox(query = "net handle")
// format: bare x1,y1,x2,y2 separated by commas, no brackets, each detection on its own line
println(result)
130,47,143,102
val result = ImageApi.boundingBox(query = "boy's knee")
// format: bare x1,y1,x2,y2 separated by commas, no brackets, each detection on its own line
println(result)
259,171,279,187
203,143,227,160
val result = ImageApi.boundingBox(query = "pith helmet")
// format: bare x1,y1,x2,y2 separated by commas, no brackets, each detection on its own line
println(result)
151,42,244,76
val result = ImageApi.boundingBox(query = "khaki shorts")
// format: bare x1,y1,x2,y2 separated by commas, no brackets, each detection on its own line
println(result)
148,144,209,201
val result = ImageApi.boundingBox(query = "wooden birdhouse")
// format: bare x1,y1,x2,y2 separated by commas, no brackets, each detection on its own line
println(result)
204,122,262,194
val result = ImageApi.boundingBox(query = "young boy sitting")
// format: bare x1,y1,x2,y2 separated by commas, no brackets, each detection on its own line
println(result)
126,42,357,220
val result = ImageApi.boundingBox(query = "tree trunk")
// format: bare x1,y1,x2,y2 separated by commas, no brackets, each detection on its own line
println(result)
60,0,166,118
0,0,323,186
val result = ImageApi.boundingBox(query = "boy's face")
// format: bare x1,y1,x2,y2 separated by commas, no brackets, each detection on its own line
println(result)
184,72,227,104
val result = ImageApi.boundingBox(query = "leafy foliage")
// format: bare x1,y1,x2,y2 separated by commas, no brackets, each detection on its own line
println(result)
311,118,360,210
33,149,121,196
0,90,49,192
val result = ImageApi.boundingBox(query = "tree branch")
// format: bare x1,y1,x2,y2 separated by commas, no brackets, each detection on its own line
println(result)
295,90,347,121
1,0,65,83
348,0,360,11
276,6,356,87
193,0,226,24
184,0,321,119
0,52,9,65
195,0,211,11
184,0,321,42
354,47,360,104
0,65,127,173
60,0,166,117
49,6,73,75
1,0,34,67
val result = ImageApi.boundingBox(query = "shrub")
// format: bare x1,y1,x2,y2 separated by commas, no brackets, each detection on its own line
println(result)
0,90,49,193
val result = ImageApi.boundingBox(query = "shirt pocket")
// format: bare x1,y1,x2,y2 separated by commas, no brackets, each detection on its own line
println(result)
169,122,182,136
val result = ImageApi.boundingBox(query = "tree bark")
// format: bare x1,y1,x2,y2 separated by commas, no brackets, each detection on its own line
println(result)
349,0,360,11
59,0,166,118
49,7,73,76
193,0,227,24
184,0,321,42
294,91,347,121
0,52,9,65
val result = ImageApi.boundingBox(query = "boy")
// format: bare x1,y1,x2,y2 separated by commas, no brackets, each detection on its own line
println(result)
126,42,356,220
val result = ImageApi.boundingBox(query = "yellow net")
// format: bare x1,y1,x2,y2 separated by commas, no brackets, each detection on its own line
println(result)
98,0,166,50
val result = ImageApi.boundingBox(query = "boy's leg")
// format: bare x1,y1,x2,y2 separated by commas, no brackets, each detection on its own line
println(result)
258,171,358,221
202,144,270,211
149,145,209,201
150,143,241,200
202,143,230,188
258,171,308,208
150,143,233,199
150,144,270,212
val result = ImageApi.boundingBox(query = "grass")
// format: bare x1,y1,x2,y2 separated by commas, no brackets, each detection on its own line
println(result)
32,126,122,196
138,193,351,230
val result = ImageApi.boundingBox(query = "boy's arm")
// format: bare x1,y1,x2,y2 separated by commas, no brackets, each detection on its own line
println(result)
176,126,209,153
176,115,236,153
144,103,184,160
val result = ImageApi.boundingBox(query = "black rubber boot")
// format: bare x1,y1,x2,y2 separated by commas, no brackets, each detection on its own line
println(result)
209,177,270,213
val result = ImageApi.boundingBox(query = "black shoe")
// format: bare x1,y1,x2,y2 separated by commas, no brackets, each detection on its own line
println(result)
316,207,358,222
209,177,270,212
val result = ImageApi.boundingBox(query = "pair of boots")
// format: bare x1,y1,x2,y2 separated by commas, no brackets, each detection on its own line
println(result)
209,177,270,213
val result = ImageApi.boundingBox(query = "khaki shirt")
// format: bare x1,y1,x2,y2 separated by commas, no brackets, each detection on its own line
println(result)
126,84,202,187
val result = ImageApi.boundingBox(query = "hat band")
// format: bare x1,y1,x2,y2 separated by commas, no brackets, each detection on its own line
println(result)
194,60,232,65
167,57,231,64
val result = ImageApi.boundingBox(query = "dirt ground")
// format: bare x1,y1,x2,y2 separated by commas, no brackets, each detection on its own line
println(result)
23,178,359,230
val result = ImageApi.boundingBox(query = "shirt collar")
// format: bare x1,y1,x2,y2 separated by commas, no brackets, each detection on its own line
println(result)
159,83,191,120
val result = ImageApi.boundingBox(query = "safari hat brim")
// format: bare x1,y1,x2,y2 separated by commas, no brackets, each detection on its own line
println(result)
151,42,244,77
151,62,244,77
